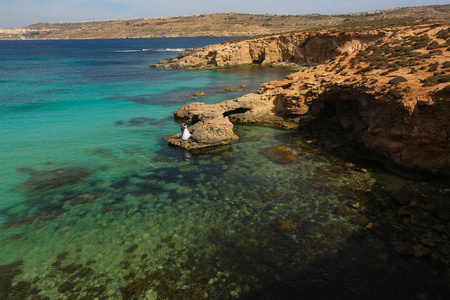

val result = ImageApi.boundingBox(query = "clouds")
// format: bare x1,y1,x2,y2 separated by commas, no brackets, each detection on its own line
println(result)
1,0,448,28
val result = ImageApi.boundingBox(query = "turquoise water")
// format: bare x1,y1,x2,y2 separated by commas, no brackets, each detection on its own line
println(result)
0,38,289,211
0,38,448,299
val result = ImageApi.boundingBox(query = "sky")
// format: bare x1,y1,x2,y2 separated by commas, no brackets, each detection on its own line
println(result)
0,0,448,28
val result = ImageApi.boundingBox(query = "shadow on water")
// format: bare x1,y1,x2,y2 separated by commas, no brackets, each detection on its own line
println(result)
238,230,450,300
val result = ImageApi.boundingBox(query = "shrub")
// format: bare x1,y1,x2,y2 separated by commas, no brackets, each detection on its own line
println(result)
427,41,440,50
357,50,369,58
389,76,408,85
411,35,432,49
436,29,450,39
358,66,374,73
428,62,439,72
388,67,399,73
349,58,358,65
336,65,347,73
429,50,443,56
420,53,432,59
388,88,403,98
367,55,389,67
422,74,450,86
443,61,450,68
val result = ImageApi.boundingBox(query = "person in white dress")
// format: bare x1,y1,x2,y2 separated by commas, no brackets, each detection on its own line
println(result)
181,122,191,140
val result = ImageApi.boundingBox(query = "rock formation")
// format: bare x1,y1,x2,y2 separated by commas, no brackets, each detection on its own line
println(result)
166,23,450,177
166,117,238,150
153,30,390,69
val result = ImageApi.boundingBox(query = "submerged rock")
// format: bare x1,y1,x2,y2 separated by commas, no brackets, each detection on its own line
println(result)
192,91,207,97
121,278,149,299
263,146,299,163
280,219,297,231
0,261,24,299
2,213,41,229
16,167,91,193
127,117,158,127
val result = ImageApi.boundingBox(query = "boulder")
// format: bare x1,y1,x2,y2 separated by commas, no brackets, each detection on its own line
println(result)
167,117,238,150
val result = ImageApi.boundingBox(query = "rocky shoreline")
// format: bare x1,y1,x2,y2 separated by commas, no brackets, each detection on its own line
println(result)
161,24,450,265
162,23,450,178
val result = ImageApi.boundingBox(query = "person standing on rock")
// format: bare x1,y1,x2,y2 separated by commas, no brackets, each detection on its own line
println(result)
181,122,191,141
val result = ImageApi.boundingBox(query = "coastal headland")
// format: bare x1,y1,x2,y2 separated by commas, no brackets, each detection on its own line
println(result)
163,22,450,179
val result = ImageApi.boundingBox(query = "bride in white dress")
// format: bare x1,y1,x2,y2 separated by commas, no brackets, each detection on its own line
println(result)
181,122,191,140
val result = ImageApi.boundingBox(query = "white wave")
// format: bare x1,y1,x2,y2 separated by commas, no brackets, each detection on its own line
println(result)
155,48,186,52
114,48,185,53
114,49,153,53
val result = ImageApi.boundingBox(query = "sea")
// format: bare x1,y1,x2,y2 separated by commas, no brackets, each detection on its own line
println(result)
0,37,448,299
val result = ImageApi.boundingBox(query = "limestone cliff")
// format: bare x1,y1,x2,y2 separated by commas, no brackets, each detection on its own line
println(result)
153,30,390,69
169,23,450,177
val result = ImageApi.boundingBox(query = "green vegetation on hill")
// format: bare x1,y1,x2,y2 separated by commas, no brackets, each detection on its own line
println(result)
312,17,440,32
1,5,449,40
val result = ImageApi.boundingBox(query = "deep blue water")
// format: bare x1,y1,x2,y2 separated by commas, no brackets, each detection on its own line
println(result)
0,38,448,299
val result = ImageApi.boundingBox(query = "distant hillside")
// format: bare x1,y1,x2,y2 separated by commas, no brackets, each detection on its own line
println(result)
0,4,449,40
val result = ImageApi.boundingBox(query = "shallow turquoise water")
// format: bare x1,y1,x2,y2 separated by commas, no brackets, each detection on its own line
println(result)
0,38,289,211
0,38,448,299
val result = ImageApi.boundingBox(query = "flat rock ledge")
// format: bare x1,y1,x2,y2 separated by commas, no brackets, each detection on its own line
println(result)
166,116,239,150
173,95,299,129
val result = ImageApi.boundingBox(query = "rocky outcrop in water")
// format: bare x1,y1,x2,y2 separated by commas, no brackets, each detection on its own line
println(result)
169,24,450,177
166,117,238,150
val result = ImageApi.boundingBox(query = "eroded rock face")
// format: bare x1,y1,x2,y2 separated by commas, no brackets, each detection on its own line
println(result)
153,30,390,69
166,117,239,150
190,70,448,175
